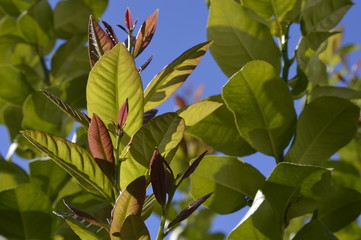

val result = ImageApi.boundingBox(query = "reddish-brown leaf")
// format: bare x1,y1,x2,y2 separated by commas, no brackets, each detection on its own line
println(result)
138,55,153,73
181,150,208,181
166,192,213,232
124,8,133,30
149,149,167,206
88,15,116,66
63,200,107,229
133,9,159,57
88,113,115,182
101,20,119,45
117,99,129,129
143,109,158,124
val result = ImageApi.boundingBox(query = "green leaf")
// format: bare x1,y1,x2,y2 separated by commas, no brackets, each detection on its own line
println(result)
0,183,53,239
21,130,114,202
177,101,222,127
143,41,212,111
222,60,296,159
110,177,146,240
119,214,150,240
310,86,361,101
0,158,29,191
191,155,265,214
129,113,185,167
0,65,33,105
22,91,74,137
301,0,353,35
187,95,255,157
207,0,280,77
292,218,338,240
87,43,143,139
285,97,359,165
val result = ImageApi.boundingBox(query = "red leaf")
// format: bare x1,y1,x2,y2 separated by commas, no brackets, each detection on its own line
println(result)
133,9,159,57
166,192,213,232
101,20,119,45
149,149,167,206
88,113,115,182
118,99,129,129
88,16,115,66
124,8,133,30
181,150,208,181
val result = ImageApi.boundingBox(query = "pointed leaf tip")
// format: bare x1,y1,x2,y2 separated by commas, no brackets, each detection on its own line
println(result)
124,8,133,30
181,150,208,181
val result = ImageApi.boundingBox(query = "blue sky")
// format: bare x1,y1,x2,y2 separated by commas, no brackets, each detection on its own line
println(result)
1,0,360,239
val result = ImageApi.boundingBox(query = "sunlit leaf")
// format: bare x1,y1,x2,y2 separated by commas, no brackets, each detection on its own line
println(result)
117,99,129,129
0,157,29,191
133,10,158,57
285,97,359,164
87,43,143,140
191,155,265,214
21,130,114,201
110,176,146,239
119,214,150,240
222,61,296,159
143,41,212,111
208,0,280,77
310,86,361,101
177,101,222,127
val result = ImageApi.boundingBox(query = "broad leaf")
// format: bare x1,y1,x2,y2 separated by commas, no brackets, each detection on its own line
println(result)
129,113,185,167
241,0,297,21
143,41,212,111
301,0,353,35
0,65,33,105
0,157,29,191
21,130,114,202
88,15,115,66
110,176,146,240
293,218,338,240
133,9,158,57
119,215,150,240
310,86,361,101
191,155,265,214
222,61,296,159
285,97,359,164
207,0,280,77
87,43,143,139
0,184,53,239
187,95,255,157
150,150,168,206
177,101,222,127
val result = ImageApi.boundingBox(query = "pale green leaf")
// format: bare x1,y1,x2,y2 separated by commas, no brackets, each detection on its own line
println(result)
285,97,359,164
301,0,353,35
222,60,296,159
177,101,222,127
208,0,280,77
129,113,185,167
119,215,150,240
0,158,29,191
65,219,101,240
187,95,255,157
143,41,212,111
21,130,114,202
310,86,361,101
0,184,53,239
191,155,265,214
87,43,143,139
0,65,33,105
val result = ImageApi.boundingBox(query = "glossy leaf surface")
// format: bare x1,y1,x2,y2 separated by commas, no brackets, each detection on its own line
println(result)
223,61,296,159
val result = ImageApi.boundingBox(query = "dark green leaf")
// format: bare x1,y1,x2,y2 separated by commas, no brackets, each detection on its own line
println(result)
119,214,150,240
0,158,29,191
293,218,338,240
310,86,361,101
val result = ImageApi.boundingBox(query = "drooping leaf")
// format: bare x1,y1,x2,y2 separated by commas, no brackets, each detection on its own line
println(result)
0,157,29,191
21,130,114,202
207,0,280,77
0,65,33,106
88,15,115,66
133,10,158,57
285,97,359,165
166,193,212,232
301,0,353,35
119,214,150,240
191,155,265,214
88,113,115,183
129,113,185,167
177,101,222,127
150,149,168,206
143,41,212,111
110,176,146,240
310,86,361,101
187,95,255,157
0,184,53,239
41,90,90,129
222,60,296,159
87,43,144,139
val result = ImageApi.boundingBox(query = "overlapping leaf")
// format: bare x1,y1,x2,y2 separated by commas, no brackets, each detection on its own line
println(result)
177,101,222,127
143,41,212,111
21,130,114,201
87,43,144,139
119,215,150,240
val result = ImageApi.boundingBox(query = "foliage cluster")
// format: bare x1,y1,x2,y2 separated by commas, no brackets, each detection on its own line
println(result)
0,0,361,239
